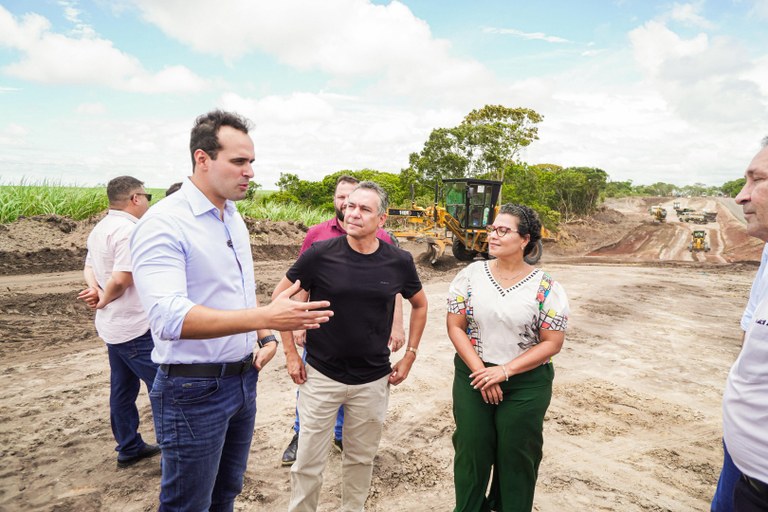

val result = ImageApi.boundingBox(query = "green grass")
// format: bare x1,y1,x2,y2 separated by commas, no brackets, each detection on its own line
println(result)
0,180,110,223
0,181,328,226
236,200,329,226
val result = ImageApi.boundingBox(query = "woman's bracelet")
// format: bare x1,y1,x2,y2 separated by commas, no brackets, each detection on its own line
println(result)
501,364,509,381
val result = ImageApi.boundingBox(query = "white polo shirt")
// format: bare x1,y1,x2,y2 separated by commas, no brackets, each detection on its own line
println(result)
85,210,149,345
723,293,768,484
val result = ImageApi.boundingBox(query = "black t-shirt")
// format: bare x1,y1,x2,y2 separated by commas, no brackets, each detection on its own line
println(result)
286,236,422,384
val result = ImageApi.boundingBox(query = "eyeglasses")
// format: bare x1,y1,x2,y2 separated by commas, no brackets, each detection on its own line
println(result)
486,225,518,237
134,193,153,202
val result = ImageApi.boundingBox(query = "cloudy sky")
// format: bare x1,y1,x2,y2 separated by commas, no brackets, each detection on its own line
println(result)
1,0,767,189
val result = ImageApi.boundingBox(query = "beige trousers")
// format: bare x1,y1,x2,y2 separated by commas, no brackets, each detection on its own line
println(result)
288,364,390,512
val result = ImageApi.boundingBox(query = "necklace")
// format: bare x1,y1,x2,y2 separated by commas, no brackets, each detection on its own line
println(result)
493,260,529,281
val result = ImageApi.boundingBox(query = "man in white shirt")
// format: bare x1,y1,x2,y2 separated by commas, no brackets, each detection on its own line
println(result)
723,136,768,511
711,244,768,512
77,175,160,468
130,110,333,511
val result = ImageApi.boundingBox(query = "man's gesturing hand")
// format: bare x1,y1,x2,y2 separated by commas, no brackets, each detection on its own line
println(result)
266,280,333,331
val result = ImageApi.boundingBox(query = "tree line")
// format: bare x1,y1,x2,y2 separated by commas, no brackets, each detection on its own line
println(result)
270,105,740,229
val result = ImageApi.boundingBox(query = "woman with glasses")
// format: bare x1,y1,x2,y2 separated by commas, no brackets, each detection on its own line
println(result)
447,203,569,512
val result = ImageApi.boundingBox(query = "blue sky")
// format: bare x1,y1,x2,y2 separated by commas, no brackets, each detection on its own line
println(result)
1,0,767,189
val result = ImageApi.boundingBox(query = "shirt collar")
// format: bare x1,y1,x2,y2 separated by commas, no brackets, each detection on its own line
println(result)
331,216,346,233
107,209,140,223
181,178,237,218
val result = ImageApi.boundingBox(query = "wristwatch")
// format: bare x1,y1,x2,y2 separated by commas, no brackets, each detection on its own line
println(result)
257,334,279,349
405,346,418,356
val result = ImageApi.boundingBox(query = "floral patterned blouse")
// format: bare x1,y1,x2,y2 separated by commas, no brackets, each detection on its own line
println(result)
447,261,569,365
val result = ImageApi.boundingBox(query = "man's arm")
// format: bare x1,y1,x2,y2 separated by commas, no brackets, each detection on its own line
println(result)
290,288,310,347
180,280,331,338
132,217,332,342
95,271,133,309
272,276,308,384
77,265,101,309
388,294,405,352
389,289,428,385
254,327,278,371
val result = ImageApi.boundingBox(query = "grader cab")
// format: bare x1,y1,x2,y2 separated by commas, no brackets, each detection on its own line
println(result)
387,178,545,265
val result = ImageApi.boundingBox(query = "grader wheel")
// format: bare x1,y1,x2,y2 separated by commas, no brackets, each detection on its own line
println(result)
452,239,477,262
524,240,543,265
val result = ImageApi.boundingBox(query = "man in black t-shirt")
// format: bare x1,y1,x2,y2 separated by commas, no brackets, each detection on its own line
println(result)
273,181,428,512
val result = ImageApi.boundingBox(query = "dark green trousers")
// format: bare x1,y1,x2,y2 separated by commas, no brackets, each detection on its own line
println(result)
452,354,553,512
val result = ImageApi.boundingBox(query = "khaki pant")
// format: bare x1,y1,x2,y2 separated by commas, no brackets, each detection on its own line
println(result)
289,364,390,512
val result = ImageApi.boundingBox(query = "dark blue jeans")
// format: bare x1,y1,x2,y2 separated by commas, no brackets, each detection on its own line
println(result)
712,440,741,512
150,364,258,512
106,329,158,459
293,348,344,440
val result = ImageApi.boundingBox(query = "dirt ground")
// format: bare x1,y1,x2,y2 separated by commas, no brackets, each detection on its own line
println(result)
0,197,764,511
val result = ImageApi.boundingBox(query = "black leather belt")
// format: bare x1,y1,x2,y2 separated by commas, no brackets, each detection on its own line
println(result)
160,354,253,378
743,474,768,498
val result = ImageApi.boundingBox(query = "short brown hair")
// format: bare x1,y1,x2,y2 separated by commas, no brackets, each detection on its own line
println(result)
189,110,251,171
107,176,144,204
335,175,360,190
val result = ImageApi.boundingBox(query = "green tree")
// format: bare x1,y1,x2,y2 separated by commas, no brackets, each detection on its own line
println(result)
720,178,745,197
409,105,543,188
462,105,543,181
680,182,718,197
245,181,262,200
639,182,678,197
604,180,636,197
542,167,608,222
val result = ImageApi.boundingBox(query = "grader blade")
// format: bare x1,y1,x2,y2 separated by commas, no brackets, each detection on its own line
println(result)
423,237,446,265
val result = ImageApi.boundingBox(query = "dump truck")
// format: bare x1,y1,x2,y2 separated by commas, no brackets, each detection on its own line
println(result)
679,211,709,224
688,230,710,252
386,178,550,265
702,210,718,223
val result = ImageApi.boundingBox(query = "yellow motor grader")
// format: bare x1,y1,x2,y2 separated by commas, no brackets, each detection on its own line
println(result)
386,178,548,265
649,205,667,223
688,230,711,252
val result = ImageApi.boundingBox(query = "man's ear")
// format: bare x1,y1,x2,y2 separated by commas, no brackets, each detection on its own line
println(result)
193,149,209,170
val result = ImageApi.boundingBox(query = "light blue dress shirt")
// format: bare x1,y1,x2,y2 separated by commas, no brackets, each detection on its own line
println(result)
130,179,257,364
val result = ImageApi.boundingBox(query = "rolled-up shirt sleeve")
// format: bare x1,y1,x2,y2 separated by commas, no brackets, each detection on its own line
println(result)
130,215,196,341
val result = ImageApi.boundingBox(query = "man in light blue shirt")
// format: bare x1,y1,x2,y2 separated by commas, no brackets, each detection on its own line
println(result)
131,110,332,511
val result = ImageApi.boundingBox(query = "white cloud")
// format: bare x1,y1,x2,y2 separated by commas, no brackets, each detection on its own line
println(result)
482,27,571,44
629,20,767,125
75,102,106,114
666,1,716,29
217,91,456,186
629,20,708,76
750,0,768,19
0,123,29,147
133,0,495,100
57,0,97,38
0,4,209,93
